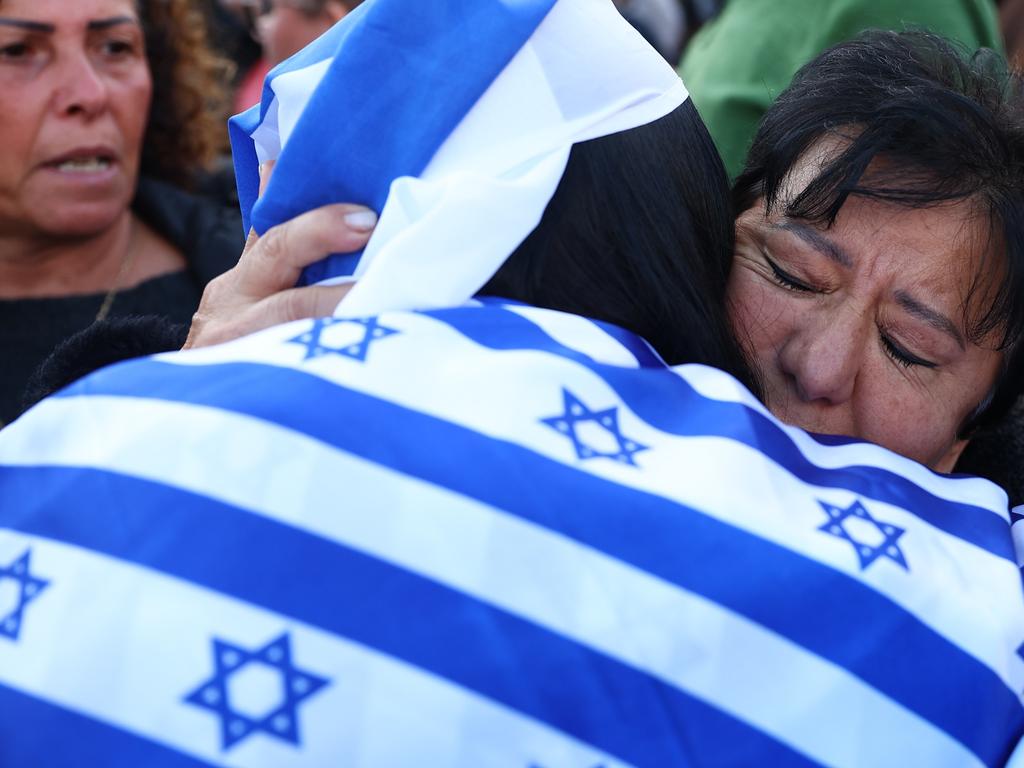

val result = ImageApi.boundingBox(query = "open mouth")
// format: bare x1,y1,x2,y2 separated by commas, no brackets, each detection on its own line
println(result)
52,156,114,173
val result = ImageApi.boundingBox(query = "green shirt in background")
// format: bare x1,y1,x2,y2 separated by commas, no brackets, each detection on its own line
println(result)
679,0,1003,179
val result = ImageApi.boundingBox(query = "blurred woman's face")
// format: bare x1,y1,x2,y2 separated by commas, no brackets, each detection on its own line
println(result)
257,1,341,67
0,0,151,239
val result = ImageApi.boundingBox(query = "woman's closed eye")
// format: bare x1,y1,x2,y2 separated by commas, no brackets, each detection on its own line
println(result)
880,333,937,369
763,253,816,293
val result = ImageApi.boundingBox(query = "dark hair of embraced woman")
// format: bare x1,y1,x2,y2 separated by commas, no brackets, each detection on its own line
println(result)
0,0,243,427
727,30,1024,486
484,99,754,386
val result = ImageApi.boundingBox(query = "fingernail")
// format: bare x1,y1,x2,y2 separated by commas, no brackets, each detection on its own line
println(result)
344,209,378,232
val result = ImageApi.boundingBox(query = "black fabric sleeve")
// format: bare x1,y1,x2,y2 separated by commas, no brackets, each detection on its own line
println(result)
20,316,188,417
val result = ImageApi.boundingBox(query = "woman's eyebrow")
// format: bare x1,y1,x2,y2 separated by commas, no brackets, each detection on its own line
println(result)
88,17,138,31
0,18,55,32
894,289,966,350
774,221,853,268
0,16,137,32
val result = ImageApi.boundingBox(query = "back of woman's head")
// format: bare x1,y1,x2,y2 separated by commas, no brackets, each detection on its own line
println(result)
482,99,755,388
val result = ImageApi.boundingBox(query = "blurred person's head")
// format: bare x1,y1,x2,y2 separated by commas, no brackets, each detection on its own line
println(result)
729,30,1024,471
1000,0,1024,70
250,0,355,67
0,0,229,243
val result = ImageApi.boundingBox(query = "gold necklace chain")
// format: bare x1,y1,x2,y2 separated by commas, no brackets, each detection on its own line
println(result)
93,230,137,324
0,227,138,432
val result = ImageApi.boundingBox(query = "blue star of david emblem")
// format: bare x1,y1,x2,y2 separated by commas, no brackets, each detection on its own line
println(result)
541,388,648,466
0,549,50,641
1016,641,1024,664
287,317,399,363
818,500,909,571
183,632,329,751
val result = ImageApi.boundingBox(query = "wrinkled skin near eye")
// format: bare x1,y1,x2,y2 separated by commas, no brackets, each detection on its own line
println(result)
727,142,1003,471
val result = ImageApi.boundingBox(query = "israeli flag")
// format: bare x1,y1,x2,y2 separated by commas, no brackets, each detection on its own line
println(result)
3,0,1024,767
2,303,1024,767
229,0,686,313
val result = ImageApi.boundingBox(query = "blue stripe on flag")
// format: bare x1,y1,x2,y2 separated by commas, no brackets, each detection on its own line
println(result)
428,305,1015,560
0,467,818,768
229,2,372,235
226,105,261,238
474,298,666,368
244,0,558,285
0,684,216,768
46,359,1024,764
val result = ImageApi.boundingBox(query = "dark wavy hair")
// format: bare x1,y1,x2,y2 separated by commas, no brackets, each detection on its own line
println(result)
484,99,756,390
733,29,1024,434
137,0,234,189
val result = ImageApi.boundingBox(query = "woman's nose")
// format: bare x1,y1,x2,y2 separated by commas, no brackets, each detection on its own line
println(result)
777,309,863,406
53,57,109,118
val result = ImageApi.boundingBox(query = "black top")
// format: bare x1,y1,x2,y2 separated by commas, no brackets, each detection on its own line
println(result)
955,402,1024,507
0,273,199,425
0,178,243,426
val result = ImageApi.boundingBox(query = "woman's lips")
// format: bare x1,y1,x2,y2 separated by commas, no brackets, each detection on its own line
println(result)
43,146,118,167
39,147,121,184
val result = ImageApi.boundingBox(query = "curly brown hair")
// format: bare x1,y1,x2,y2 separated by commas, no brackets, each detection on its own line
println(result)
138,0,234,189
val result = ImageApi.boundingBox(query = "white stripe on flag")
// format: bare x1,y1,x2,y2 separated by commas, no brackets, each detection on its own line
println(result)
150,312,1024,689
502,304,646,368
0,396,987,768
677,364,1010,514
0,530,629,768
258,58,333,164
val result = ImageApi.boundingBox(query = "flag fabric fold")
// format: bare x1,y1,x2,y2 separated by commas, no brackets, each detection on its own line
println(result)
1,303,1023,766
229,0,687,316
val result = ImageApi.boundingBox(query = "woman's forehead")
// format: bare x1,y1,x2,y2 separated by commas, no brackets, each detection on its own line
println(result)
0,0,139,22
755,192,1007,346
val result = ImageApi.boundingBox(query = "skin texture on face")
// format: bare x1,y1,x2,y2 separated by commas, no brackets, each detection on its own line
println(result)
0,0,151,239
257,1,346,67
727,142,1004,472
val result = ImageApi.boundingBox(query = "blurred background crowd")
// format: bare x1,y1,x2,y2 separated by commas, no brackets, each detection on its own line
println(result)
3,0,1024,427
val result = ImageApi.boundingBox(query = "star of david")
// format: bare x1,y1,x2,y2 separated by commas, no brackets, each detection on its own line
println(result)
818,500,909,571
183,632,329,751
0,549,50,641
541,388,648,466
287,317,399,363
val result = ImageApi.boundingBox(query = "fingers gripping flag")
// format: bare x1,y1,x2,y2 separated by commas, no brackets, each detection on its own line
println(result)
230,0,687,316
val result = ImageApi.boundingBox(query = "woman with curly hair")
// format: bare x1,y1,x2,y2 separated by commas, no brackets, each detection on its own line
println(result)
0,0,244,426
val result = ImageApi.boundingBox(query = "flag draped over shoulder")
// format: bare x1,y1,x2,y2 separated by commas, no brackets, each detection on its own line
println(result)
3,0,1024,766
229,0,686,313
1,303,1024,767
